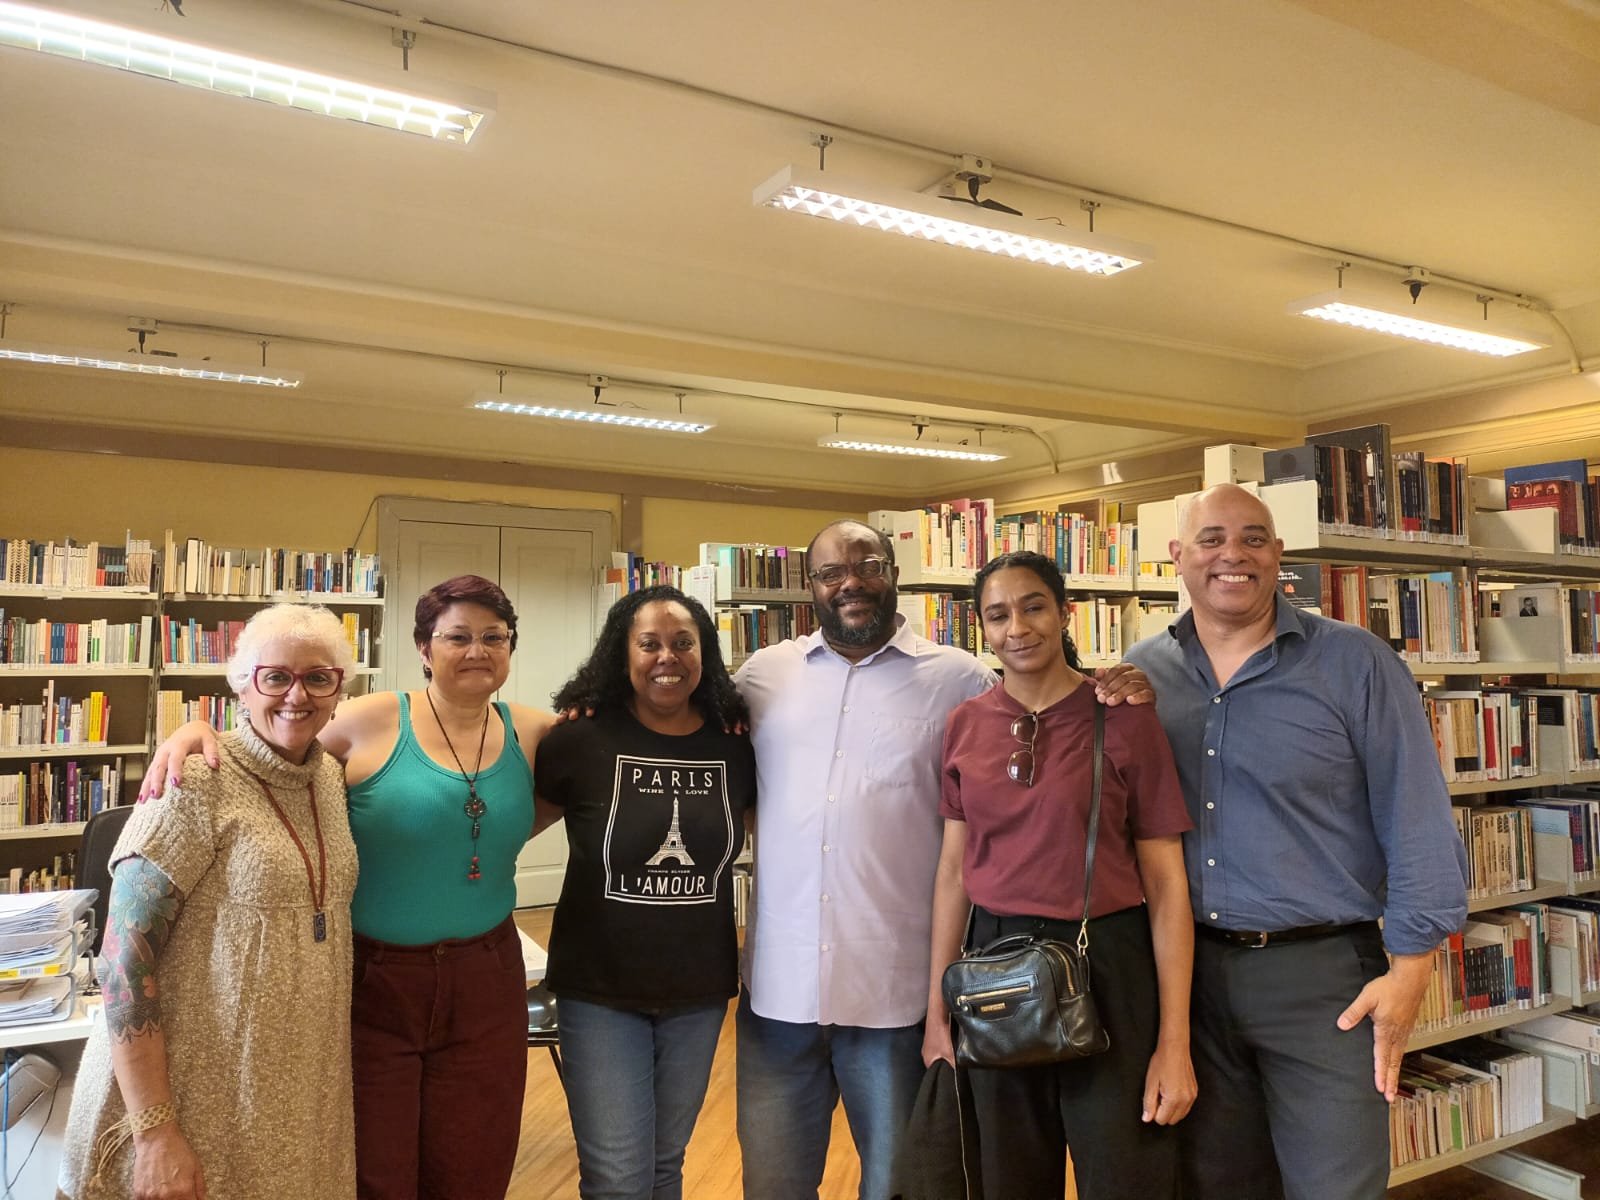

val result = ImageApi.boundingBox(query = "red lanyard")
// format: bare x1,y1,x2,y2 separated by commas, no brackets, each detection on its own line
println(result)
244,768,329,943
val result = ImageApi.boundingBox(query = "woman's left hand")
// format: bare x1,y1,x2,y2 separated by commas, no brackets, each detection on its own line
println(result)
1141,1040,1197,1125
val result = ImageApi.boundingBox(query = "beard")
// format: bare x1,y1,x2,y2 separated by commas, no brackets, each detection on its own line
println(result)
815,585,898,649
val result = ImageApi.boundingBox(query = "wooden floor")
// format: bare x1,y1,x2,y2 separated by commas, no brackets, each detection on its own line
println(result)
509,909,1597,1199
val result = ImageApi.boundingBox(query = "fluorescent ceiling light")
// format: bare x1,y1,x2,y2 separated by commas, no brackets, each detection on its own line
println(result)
0,341,303,387
1287,290,1547,358
471,395,716,434
0,1,491,143
817,434,1005,462
755,166,1150,276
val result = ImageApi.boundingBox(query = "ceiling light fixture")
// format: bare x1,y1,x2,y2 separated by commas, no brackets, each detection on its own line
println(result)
0,339,303,387
816,434,1006,463
0,1,492,143
1287,287,1547,358
755,165,1150,276
470,376,715,434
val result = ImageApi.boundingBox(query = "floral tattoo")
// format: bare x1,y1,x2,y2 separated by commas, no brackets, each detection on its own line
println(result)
96,856,184,1044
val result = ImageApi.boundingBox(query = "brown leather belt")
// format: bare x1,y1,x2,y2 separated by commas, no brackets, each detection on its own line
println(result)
1196,919,1379,949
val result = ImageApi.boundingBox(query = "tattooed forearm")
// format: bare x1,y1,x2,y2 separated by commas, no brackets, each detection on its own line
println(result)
95,856,184,1044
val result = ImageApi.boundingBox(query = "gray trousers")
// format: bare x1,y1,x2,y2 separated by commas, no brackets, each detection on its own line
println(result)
1181,925,1392,1200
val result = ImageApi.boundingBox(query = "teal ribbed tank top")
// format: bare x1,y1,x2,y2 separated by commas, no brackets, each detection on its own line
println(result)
346,694,533,944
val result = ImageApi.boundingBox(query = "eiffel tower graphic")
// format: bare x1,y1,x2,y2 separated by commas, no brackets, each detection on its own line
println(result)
645,798,695,867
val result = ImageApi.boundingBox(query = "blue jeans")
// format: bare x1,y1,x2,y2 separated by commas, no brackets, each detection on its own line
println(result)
735,991,925,1200
558,995,729,1200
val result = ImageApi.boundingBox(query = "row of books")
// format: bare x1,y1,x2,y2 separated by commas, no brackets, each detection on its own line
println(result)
1,759,124,828
1275,565,1481,662
1390,1037,1544,1170
160,532,381,597
156,691,242,740
698,543,810,593
0,856,81,894
0,614,152,667
896,593,986,657
1424,690,1543,784
159,612,370,668
1415,905,1552,1036
0,688,112,749
718,604,817,663
1521,792,1600,879
0,534,156,590
869,500,995,574
1265,425,1470,543
1501,458,1600,551
989,508,1136,580
1453,804,1541,899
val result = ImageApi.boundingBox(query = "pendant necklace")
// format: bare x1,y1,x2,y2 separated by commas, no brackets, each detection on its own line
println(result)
245,768,330,942
425,688,491,882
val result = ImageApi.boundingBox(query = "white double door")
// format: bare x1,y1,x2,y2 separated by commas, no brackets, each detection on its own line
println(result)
379,498,613,906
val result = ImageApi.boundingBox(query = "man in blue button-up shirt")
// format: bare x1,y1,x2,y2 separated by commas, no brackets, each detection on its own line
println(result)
1126,483,1467,1200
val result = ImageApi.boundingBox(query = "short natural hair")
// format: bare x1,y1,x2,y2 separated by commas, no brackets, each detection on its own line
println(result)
226,604,355,695
414,575,518,679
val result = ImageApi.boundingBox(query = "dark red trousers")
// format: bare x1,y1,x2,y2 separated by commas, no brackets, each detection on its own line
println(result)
351,916,529,1200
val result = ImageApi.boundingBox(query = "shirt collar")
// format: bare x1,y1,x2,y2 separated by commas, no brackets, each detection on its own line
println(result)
801,612,917,665
1168,591,1306,647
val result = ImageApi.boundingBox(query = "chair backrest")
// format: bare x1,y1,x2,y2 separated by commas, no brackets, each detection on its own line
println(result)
79,804,136,955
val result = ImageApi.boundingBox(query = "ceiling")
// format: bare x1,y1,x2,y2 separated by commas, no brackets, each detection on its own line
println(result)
2,0,1599,505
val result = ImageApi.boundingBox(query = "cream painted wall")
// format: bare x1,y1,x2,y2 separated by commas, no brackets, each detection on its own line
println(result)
0,447,621,552
640,497,865,567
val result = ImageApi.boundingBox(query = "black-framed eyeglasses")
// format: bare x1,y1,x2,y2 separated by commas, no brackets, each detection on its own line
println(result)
808,556,891,587
1008,712,1038,787
251,665,345,698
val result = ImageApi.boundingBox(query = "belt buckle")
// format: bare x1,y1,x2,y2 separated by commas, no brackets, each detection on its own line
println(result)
1249,931,1271,949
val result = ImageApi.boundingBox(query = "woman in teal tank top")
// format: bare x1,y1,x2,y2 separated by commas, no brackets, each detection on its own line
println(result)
142,575,557,1199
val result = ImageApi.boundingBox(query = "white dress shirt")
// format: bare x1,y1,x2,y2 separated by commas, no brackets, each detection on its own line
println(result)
736,617,996,1027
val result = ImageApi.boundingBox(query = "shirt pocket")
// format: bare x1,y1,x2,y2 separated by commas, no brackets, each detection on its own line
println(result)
861,714,939,788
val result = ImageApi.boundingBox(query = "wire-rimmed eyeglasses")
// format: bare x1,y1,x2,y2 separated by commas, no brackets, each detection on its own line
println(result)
1008,712,1038,787
251,665,345,698
808,556,891,587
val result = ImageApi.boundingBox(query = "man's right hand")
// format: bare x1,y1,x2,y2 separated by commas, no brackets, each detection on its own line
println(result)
137,722,221,801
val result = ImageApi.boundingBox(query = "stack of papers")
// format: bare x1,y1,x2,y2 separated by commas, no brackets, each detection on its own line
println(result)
0,974,73,1025
0,891,97,1026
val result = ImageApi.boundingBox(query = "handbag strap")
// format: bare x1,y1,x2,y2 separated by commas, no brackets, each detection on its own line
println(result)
1075,698,1105,955
959,696,1106,956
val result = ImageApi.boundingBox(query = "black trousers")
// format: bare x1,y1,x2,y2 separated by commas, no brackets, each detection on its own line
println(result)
1181,925,1391,1200
960,905,1179,1200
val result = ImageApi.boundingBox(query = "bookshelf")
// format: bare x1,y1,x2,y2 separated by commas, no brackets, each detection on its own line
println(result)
0,533,385,890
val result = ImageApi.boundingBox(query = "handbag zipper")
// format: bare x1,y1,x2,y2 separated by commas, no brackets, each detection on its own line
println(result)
955,981,1033,1007
1041,943,1079,997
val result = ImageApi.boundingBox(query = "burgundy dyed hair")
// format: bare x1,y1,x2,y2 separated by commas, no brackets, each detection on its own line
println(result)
414,575,518,679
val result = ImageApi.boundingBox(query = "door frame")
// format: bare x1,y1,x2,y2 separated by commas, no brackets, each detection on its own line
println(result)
375,495,615,693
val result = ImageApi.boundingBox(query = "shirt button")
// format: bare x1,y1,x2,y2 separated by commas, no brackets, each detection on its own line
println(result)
1209,912,1219,921
822,844,831,853
827,794,836,803
842,705,851,713
821,893,830,902
1212,696,1221,704
1206,802,1215,810
1206,748,1216,757
835,750,844,759
1207,858,1216,867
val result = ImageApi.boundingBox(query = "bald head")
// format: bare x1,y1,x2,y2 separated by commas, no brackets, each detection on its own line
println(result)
1176,484,1278,544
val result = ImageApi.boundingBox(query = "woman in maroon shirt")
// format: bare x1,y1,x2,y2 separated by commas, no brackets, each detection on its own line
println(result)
923,551,1197,1200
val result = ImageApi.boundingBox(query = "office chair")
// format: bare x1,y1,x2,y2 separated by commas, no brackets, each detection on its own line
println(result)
526,983,563,1082
79,804,135,957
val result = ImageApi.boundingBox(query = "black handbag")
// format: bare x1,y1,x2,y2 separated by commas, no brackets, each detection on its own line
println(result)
940,699,1110,1069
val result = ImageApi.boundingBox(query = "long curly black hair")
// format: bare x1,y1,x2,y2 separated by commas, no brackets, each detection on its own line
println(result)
552,585,749,729
972,551,1083,670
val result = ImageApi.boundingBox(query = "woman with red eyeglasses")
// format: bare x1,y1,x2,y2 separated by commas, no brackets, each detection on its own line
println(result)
137,575,556,1200
921,551,1197,1200
60,604,359,1200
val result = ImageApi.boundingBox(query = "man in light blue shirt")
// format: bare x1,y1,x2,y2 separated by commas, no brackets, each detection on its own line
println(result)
1125,484,1467,1200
